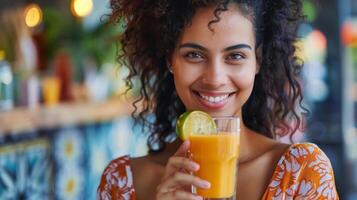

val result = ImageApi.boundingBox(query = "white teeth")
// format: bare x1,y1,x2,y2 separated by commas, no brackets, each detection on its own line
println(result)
199,93,229,103
209,97,214,102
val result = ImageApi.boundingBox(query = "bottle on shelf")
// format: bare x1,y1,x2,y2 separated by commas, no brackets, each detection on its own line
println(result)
0,50,14,111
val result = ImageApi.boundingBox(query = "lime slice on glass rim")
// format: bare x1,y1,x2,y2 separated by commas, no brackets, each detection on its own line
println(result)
176,111,217,140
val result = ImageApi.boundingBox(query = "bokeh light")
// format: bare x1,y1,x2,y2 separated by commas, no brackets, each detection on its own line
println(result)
24,3,43,28
71,0,94,18
341,20,357,47
0,50,5,60
304,29,327,61
303,0,317,22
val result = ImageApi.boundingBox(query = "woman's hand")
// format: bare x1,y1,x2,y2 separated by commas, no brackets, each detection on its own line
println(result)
155,141,211,200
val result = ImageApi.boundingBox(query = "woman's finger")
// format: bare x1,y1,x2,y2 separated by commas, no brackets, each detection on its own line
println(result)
155,140,209,200
158,172,211,192
174,140,190,156
163,156,199,179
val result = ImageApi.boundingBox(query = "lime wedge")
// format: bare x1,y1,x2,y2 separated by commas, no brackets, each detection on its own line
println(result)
176,111,217,140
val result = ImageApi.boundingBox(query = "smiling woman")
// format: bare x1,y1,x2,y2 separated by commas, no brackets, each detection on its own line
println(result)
170,5,258,117
98,0,339,199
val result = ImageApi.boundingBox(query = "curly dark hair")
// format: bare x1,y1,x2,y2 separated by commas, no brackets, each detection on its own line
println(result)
110,0,307,153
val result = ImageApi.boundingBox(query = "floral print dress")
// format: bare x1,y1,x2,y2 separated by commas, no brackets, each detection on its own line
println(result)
97,143,339,200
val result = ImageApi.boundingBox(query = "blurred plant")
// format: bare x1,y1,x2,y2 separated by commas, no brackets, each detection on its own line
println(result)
42,8,123,82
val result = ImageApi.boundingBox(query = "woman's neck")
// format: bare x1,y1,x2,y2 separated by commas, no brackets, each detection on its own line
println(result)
238,124,278,164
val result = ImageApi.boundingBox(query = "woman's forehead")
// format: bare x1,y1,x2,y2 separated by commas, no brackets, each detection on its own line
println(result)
178,5,255,48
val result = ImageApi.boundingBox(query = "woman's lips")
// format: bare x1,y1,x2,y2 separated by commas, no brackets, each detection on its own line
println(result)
193,90,235,109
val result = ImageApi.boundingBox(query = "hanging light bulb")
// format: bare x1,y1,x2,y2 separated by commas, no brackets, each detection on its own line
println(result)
24,3,43,28
71,0,94,18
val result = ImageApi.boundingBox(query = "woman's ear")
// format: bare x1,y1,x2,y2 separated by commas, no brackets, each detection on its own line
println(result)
167,51,176,74
256,62,260,75
166,59,173,74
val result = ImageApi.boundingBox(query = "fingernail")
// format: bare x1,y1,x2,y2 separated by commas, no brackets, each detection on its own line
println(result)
190,162,199,171
199,180,211,189
196,196,203,200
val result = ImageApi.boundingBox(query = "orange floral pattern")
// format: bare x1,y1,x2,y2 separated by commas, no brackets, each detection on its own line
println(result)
97,156,135,200
262,143,339,200
98,143,339,200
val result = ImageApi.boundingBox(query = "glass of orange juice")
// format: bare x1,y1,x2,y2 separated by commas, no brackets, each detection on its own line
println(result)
190,116,240,200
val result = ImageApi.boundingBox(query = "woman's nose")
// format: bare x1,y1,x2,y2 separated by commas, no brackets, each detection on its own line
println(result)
200,60,228,88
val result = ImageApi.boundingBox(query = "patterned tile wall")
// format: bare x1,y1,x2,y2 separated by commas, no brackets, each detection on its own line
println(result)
0,116,148,200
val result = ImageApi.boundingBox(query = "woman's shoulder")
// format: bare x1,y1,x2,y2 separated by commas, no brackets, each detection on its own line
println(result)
263,142,339,199
284,142,328,160
99,154,155,177
97,155,135,200
101,155,133,180
105,155,132,169
282,142,334,170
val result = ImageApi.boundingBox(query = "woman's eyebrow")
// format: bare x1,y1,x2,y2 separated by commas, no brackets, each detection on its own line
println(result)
223,44,252,51
178,43,252,52
178,43,207,51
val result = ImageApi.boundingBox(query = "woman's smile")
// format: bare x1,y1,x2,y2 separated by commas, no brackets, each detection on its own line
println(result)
192,90,236,110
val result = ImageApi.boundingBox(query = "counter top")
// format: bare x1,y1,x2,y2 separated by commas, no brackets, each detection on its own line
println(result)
0,99,134,135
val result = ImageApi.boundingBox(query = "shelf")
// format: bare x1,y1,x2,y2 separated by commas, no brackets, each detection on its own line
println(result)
0,99,134,135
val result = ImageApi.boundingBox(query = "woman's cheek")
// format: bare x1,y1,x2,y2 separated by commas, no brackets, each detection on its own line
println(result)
233,72,256,89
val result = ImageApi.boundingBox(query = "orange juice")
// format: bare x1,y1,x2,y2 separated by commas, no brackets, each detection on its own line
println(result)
190,133,240,198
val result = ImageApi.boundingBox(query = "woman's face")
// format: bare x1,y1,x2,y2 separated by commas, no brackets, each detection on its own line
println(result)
170,4,258,117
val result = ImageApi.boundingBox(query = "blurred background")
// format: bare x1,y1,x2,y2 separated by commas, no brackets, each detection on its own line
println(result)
0,0,356,199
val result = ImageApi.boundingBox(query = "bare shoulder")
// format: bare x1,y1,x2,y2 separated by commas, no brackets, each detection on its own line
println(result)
131,154,165,182
131,149,171,172
130,154,166,199
131,154,151,166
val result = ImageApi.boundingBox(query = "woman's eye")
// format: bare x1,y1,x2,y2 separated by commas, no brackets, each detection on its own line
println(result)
184,52,203,60
227,53,244,61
